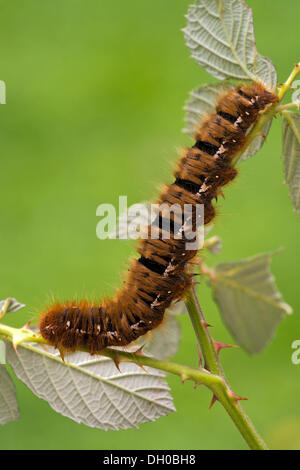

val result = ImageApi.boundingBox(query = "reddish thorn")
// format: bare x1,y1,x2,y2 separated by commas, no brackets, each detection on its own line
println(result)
40,344,48,352
136,363,149,374
209,394,218,410
213,340,238,356
228,389,248,403
13,343,19,356
202,320,212,329
22,318,34,330
193,382,201,390
58,347,65,363
134,345,145,356
113,357,121,372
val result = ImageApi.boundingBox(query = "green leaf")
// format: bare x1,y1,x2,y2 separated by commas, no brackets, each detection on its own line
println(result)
5,342,175,430
209,251,292,354
183,0,277,89
0,365,19,425
282,112,300,214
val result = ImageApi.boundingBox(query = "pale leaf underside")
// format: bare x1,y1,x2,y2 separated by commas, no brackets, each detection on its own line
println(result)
135,313,181,360
183,82,235,137
183,0,277,89
0,365,19,425
5,342,175,431
282,112,300,214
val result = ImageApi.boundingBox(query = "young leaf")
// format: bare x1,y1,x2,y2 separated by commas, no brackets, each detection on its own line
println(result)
5,342,175,431
107,201,158,240
0,365,20,425
183,82,235,138
168,301,187,316
204,235,222,255
209,251,292,354
183,0,277,89
282,112,300,214
238,119,273,162
134,313,181,360
0,298,25,314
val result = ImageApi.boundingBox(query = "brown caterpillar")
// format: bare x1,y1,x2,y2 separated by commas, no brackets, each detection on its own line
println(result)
39,83,278,355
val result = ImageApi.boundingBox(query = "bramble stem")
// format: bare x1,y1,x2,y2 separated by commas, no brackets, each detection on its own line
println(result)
277,63,300,101
185,287,268,450
0,323,220,388
185,287,221,376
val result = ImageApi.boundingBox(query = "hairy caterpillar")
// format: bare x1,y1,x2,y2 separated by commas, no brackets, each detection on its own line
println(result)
39,83,278,355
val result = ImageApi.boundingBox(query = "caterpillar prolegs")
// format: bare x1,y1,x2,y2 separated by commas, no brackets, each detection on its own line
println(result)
39,83,278,354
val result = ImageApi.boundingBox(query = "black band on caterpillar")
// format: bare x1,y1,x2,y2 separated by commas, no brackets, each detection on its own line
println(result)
39,83,278,354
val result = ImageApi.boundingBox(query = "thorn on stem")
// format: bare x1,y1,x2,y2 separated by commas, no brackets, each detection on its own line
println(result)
134,345,145,356
202,320,212,329
113,356,121,372
213,340,238,357
22,318,34,331
13,342,19,356
58,347,65,363
136,363,149,374
228,389,248,404
181,374,188,384
196,343,203,368
209,394,218,409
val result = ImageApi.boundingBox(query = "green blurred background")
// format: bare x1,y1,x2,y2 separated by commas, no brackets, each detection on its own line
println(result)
0,0,300,450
